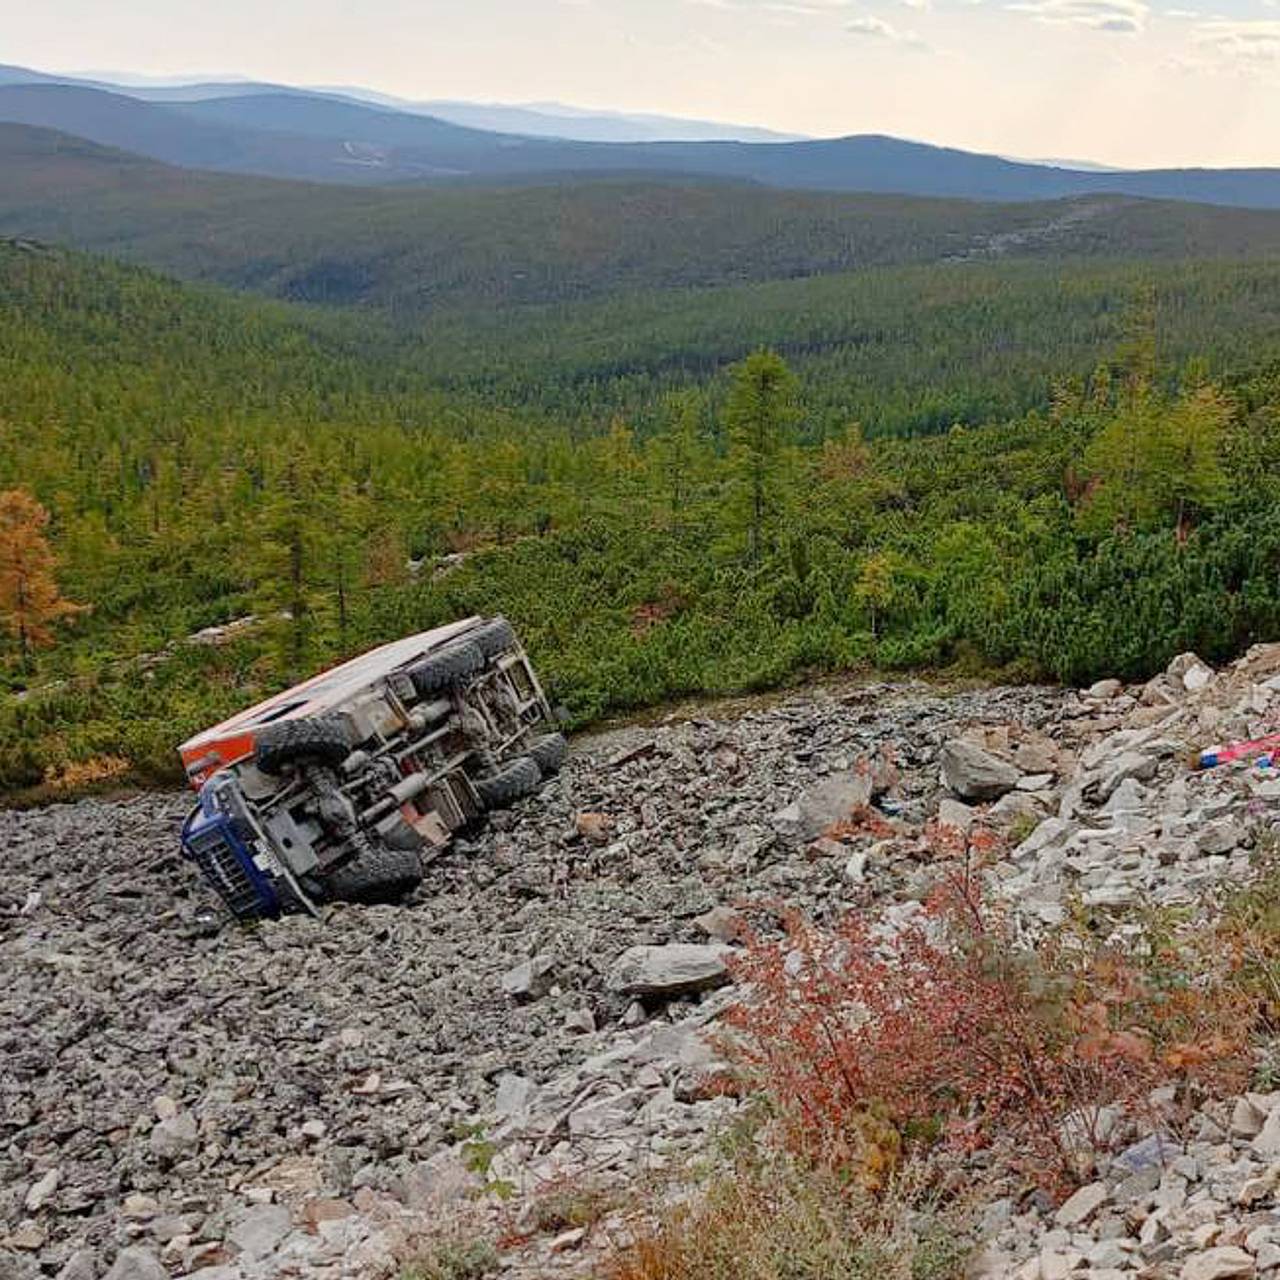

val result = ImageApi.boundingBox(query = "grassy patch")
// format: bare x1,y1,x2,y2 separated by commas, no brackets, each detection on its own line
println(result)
401,1238,500,1280
606,1148,974,1280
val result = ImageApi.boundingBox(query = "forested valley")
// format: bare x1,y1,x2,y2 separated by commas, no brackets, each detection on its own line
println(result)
2,230,1280,798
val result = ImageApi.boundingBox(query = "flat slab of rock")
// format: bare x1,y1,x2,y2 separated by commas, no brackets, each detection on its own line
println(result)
1054,1180,1108,1227
1180,1246,1256,1279
940,738,1021,801
227,1204,291,1260
607,944,733,997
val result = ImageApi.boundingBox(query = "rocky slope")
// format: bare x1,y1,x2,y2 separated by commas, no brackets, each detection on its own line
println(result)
3,651,1280,1280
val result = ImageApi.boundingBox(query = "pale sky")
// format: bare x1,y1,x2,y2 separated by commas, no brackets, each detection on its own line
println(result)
8,0,1280,168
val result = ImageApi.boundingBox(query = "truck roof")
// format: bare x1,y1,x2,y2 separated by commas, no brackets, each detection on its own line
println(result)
178,617,481,780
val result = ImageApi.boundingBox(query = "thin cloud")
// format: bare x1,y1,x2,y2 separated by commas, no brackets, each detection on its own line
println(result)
1193,16,1280,61
846,13,931,44
1007,0,1150,31
847,13,898,31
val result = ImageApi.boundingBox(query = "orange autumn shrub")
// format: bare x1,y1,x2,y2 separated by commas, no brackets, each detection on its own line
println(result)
723,866,1250,1191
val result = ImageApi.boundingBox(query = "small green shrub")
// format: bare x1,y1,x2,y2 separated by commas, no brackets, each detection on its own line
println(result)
401,1238,500,1280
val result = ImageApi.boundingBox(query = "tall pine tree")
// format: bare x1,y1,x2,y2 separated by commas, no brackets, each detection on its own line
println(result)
722,350,797,563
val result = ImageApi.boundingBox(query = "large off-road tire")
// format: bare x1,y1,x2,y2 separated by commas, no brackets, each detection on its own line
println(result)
408,641,484,696
254,714,352,775
475,755,542,810
468,616,516,659
325,847,424,905
528,732,568,775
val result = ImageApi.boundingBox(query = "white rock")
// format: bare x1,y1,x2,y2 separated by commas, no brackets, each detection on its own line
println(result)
1256,1107,1280,1157
1055,1181,1109,1227
1017,773,1055,792
1180,1246,1256,1280
550,1227,587,1252
1237,1166,1279,1206
495,1073,537,1119
227,1204,292,1259
1168,651,1208,681
1184,663,1215,693
24,1167,59,1213
937,798,976,833
1039,1250,1082,1280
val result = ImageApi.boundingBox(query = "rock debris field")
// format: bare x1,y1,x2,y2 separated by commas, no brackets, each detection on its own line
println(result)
5,648,1280,1280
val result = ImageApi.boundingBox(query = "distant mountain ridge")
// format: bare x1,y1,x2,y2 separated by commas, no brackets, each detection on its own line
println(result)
8,121,1280,321
0,66,1279,207
0,64,801,144
310,89,805,144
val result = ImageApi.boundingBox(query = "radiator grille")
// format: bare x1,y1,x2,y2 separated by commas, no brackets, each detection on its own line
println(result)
182,814,278,920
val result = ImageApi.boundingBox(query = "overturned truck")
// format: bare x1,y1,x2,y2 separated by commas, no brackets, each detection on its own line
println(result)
177,617,564,920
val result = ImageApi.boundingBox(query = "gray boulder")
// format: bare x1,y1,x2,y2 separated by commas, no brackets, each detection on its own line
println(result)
936,798,976,833
1092,750,1158,802
607,944,733,997
103,1250,168,1280
226,1204,291,1260
940,739,1021,801
500,953,556,1001
56,1251,99,1280
494,1072,537,1120
148,1112,198,1163
771,772,873,841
